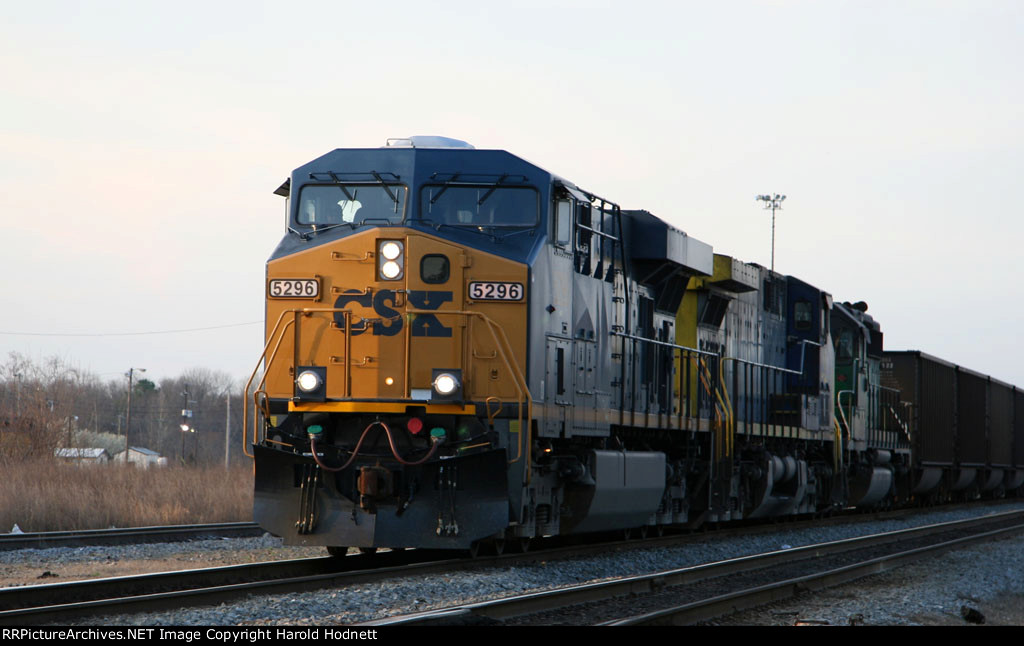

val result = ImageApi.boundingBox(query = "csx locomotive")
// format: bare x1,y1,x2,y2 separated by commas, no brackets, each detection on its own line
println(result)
246,136,1024,554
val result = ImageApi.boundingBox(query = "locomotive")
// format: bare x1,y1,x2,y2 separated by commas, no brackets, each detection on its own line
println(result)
246,136,1024,554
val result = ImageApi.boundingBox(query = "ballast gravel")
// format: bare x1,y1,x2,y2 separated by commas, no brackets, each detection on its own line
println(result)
4,503,1024,626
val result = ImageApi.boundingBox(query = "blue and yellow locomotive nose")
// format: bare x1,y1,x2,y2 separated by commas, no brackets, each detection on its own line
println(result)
262,226,528,408
253,161,536,549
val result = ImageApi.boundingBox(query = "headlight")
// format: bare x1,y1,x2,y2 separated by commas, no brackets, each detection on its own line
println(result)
377,239,404,280
380,260,402,279
296,370,322,392
429,368,462,402
294,366,327,401
433,372,460,396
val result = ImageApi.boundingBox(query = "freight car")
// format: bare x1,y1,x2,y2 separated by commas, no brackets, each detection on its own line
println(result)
245,137,1024,554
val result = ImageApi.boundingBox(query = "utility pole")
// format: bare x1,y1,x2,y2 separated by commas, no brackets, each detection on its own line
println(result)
224,390,231,469
756,194,786,273
13,372,21,417
124,367,145,462
66,415,78,448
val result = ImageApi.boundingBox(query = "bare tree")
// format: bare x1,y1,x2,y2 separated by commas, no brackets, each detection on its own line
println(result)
0,354,251,468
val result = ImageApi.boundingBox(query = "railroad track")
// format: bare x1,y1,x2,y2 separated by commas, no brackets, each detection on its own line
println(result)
0,523,264,551
358,509,1024,626
0,533,648,625
0,513,862,625
2,503,1019,625
0,500,998,555
0,549,445,625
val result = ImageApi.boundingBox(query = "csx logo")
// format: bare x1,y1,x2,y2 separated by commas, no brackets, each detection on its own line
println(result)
333,289,453,337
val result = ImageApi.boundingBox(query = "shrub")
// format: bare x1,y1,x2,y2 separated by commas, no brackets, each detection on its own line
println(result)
0,460,254,532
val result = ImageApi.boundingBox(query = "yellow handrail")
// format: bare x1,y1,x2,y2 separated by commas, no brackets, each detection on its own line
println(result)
719,358,737,457
700,358,729,459
242,310,299,458
835,389,855,470
692,357,725,460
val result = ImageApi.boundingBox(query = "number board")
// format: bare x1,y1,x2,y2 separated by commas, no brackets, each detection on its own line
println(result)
268,278,320,299
468,281,524,301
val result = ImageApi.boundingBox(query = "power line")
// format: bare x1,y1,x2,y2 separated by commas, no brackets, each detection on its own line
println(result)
0,321,262,338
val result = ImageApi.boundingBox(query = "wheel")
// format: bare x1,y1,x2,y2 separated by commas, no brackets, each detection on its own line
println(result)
468,540,482,558
358,547,378,555
622,528,633,540
518,538,532,553
639,525,649,539
493,538,506,556
326,546,349,557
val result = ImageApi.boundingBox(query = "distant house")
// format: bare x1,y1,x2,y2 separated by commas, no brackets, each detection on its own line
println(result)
54,448,111,465
114,446,165,468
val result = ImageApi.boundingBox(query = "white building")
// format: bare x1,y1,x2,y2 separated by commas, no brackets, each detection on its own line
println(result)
54,447,111,465
114,446,165,468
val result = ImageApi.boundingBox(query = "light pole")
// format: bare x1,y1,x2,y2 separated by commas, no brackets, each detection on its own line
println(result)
180,384,193,464
125,367,146,461
756,194,786,273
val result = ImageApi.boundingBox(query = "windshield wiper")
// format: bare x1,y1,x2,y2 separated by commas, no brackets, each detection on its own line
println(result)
494,225,537,241
316,170,402,214
477,174,509,206
429,172,462,205
297,221,355,240
434,222,498,242
327,172,357,202
371,171,400,211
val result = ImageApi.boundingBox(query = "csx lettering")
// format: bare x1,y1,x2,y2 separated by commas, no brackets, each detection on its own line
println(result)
407,290,453,337
333,289,453,337
333,290,372,335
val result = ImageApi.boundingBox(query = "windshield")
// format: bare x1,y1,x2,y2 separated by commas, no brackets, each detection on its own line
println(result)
420,186,538,228
297,184,406,227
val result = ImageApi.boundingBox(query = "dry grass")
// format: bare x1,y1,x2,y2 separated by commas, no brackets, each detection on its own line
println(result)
0,460,254,532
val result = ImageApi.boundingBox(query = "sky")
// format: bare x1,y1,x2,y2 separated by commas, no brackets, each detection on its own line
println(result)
1,0,1022,388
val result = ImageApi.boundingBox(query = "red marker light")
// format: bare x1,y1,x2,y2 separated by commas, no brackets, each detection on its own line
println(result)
407,417,424,434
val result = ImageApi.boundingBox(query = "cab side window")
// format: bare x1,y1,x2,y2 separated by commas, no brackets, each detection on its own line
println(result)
794,300,813,331
554,199,572,246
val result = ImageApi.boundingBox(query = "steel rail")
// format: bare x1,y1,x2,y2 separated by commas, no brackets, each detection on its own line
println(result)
357,509,1024,626
0,513,836,624
604,521,1024,626
0,522,262,551
0,555,338,614
4,504,1018,625
0,525,691,624
0,551,450,625
0,529,661,624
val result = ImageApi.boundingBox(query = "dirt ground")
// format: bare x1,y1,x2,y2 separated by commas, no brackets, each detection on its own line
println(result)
0,544,326,588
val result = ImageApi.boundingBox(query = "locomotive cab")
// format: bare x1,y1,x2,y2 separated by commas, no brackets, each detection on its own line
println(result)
250,140,545,550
